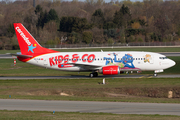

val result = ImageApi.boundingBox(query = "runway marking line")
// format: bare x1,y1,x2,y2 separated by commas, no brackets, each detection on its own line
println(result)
148,76,153,78
139,75,153,78
139,75,146,78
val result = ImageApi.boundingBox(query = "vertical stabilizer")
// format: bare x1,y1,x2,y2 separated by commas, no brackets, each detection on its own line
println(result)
14,23,57,56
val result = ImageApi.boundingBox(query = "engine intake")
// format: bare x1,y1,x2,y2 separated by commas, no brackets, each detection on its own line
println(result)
99,66,120,75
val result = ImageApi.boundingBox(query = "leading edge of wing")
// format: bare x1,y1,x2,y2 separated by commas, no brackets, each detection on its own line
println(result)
7,53,33,58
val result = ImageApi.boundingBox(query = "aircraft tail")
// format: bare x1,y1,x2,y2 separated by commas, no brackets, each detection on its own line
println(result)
14,23,57,56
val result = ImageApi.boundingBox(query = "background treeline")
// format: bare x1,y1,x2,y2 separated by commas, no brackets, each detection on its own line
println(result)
0,0,180,50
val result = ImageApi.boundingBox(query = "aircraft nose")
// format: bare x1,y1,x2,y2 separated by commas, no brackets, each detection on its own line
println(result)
170,59,176,67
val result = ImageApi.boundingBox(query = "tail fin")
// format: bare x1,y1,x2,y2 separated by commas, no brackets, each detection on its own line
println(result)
14,23,57,56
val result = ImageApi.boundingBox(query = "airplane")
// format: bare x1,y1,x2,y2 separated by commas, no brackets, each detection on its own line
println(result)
11,23,176,77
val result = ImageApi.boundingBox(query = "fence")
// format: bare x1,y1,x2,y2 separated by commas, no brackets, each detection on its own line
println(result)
42,41,180,49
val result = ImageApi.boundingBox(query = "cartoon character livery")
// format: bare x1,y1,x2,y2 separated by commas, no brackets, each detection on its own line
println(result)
10,23,176,77
104,53,137,70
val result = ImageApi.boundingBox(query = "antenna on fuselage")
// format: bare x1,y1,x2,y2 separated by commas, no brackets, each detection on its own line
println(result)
101,49,103,52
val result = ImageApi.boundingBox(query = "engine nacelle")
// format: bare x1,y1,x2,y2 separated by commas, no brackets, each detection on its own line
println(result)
99,66,120,75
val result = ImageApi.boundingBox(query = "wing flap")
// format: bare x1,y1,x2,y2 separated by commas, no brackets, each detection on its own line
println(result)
68,62,102,70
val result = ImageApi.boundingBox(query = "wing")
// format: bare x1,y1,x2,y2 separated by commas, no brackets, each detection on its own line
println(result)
68,62,102,70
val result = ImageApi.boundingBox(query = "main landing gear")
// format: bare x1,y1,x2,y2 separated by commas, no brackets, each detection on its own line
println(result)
89,72,98,77
154,73,158,77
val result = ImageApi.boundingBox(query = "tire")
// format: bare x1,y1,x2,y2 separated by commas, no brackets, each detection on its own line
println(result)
89,73,94,78
154,73,157,77
94,72,98,77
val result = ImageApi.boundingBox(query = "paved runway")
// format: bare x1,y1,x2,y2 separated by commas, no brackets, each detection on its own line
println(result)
0,74,180,80
0,99,180,116
160,52,180,56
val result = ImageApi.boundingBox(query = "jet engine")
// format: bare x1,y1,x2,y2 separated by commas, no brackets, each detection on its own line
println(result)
99,66,120,75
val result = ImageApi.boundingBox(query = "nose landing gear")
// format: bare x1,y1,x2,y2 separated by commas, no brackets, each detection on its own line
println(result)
154,73,158,77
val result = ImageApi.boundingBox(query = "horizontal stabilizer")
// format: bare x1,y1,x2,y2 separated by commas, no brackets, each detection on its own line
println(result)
6,53,33,58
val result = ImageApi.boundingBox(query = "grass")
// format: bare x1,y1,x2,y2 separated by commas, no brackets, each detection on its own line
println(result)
0,56,179,76
0,78,180,103
1,46,180,54
0,51,179,103
0,59,89,76
0,110,179,120
1,48,180,119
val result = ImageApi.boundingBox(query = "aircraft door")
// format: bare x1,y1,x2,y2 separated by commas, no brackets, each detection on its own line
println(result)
149,55,154,64
44,57,48,65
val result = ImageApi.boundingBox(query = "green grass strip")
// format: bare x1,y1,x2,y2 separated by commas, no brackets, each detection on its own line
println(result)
0,110,179,120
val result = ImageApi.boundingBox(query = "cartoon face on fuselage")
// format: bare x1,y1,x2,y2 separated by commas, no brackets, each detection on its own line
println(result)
121,54,135,68
122,54,133,64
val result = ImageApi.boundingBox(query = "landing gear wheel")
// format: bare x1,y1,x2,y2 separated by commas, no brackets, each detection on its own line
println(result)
89,73,94,78
89,72,98,77
154,73,158,77
94,72,98,77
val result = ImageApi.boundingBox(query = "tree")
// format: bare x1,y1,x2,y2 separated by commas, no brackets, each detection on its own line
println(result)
113,4,131,28
82,31,93,44
91,27,105,44
86,0,95,5
6,24,15,37
120,4,131,16
67,32,81,44
154,15,170,41
92,9,104,18
96,0,104,5
59,17,92,33
92,9,105,29
113,11,123,28
47,9,59,22
177,25,180,36
37,10,48,28
103,22,116,30
131,22,140,29
35,5,43,15
36,8,59,29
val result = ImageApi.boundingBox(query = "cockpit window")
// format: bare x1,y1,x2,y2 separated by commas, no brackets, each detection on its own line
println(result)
159,57,168,59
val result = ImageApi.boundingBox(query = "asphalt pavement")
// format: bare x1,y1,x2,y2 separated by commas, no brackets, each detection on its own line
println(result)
0,74,180,80
0,99,180,116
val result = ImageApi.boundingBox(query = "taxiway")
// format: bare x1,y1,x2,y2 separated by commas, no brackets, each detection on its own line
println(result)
0,99,180,116
0,74,180,80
